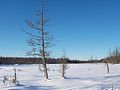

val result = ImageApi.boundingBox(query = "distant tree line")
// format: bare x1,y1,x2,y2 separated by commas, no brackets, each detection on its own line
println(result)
100,46,120,64
0,56,102,64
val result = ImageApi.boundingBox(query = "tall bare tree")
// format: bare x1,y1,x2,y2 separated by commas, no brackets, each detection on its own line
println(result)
24,0,53,80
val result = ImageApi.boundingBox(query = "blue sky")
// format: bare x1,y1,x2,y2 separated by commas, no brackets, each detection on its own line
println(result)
0,0,120,60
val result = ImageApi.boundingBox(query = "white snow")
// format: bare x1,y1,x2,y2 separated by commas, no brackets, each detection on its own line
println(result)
0,63,120,90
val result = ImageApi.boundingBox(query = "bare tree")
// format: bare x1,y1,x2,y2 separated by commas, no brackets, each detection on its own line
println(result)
23,0,53,80
58,50,69,78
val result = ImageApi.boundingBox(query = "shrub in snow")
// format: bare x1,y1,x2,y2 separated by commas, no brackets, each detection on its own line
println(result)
3,68,19,86
58,58,69,78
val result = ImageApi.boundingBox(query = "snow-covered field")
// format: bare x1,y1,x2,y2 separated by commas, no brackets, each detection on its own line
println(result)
0,63,120,90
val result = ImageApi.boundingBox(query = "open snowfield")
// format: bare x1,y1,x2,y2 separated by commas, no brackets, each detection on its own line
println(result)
0,63,120,90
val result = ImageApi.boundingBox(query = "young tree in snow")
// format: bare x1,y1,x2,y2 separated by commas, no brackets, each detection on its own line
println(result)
23,0,53,80
58,50,69,78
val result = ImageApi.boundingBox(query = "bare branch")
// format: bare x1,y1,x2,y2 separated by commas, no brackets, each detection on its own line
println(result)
27,38,41,46
26,48,40,56
22,28,40,38
26,20,42,31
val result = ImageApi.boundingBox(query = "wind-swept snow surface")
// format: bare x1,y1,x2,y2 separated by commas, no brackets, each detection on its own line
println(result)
0,64,120,90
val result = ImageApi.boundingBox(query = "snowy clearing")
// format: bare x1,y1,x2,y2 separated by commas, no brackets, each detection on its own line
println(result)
0,63,120,90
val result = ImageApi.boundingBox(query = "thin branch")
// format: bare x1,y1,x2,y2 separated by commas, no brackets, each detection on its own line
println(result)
26,20,42,31
22,28,40,38
27,38,41,46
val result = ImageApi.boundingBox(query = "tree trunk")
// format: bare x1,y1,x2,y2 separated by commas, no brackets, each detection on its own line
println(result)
106,61,109,74
41,0,48,80
62,64,65,78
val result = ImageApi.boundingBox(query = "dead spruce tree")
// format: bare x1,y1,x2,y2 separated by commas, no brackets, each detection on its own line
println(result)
23,0,53,80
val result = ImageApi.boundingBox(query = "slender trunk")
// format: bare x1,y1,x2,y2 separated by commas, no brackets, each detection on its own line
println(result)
62,63,65,77
41,0,48,80
106,61,109,74
14,68,17,82
62,50,66,78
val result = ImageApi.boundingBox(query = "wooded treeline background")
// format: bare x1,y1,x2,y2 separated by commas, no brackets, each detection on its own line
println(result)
0,55,120,64
0,57,100,64
101,46,120,64
1,46,120,64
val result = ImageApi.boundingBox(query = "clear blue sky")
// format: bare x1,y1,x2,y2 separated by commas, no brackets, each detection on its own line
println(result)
0,0,120,60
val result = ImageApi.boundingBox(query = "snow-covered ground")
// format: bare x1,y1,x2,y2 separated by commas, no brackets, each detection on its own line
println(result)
0,63,120,90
